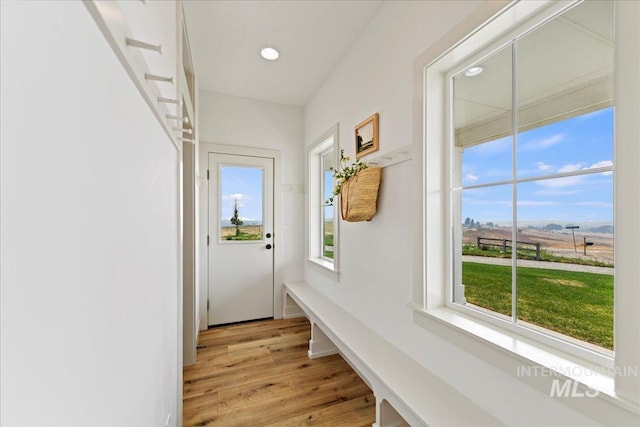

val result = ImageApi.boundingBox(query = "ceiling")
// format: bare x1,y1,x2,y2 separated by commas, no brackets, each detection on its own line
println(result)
183,0,383,107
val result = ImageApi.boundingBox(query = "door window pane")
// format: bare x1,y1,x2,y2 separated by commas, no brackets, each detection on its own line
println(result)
220,166,264,241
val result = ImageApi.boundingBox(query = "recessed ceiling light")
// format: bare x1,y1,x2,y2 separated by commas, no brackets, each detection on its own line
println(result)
260,47,279,61
465,66,484,77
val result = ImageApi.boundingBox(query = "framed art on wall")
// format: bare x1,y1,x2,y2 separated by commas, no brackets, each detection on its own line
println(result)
355,113,379,159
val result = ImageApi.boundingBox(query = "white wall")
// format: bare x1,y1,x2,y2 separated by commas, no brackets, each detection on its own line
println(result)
1,2,179,425
304,1,604,425
199,91,305,326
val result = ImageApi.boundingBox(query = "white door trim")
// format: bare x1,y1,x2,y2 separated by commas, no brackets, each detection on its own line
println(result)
198,142,283,329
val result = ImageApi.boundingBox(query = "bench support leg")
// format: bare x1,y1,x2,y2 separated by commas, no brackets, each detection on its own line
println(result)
307,322,339,359
283,294,305,319
374,399,411,427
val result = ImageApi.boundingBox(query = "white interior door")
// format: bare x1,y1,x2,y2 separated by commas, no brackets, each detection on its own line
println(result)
208,153,274,326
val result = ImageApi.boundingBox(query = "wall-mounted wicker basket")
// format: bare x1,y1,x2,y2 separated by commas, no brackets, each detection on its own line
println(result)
340,167,382,222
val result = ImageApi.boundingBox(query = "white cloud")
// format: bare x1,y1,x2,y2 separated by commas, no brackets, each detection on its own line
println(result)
521,133,566,151
584,160,613,176
473,137,511,156
532,163,586,188
534,188,582,196
465,199,511,206
573,201,613,208
464,173,479,183
222,193,250,209
536,174,586,189
558,163,583,173
517,200,559,207
223,193,247,201
534,160,613,189
535,161,553,171
587,160,613,169
576,109,609,121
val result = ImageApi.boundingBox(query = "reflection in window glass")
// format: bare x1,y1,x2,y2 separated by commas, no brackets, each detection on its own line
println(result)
454,44,512,188
220,166,264,241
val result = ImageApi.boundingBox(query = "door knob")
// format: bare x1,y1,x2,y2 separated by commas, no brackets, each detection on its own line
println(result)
266,244,272,250
266,233,272,238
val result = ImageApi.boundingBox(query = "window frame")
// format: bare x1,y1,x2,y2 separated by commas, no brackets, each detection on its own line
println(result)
445,11,616,364
307,124,340,278
412,0,640,417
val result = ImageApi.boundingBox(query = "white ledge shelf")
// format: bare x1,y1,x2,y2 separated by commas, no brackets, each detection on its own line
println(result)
364,144,414,168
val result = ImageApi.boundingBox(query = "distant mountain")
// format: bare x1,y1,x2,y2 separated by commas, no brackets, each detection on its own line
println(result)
543,223,563,231
220,219,263,227
587,225,614,234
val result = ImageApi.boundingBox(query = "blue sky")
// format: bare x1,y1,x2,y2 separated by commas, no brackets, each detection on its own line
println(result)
220,166,263,224
461,107,614,226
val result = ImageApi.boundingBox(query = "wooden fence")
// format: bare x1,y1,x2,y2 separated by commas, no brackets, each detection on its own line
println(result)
476,237,541,260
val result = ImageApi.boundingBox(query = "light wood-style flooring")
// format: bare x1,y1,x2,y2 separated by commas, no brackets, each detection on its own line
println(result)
183,317,376,426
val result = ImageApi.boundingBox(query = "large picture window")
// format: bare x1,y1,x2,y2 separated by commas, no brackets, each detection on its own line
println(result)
450,1,614,352
418,0,640,413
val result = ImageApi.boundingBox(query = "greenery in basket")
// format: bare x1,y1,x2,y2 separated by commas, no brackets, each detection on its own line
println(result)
326,149,368,205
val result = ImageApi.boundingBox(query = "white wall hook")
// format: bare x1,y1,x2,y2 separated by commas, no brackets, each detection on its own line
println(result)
145,73,173,84
166,114,188,123
126,38,162,54
365,144,414,168
174,127,193,135
158,97,180,104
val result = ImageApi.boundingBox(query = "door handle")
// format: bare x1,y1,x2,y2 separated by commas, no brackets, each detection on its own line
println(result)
266,233,272,238
266,244,272,250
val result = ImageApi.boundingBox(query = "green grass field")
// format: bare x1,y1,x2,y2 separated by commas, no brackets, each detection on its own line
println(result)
221,226,263,241
323,233,334,259
463,262,613,350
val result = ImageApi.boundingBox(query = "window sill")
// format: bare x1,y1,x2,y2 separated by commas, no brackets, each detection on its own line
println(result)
410,303,640,420
307,257,339,282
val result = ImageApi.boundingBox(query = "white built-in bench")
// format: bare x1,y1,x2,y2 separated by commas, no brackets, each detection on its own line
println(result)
283,281,503,427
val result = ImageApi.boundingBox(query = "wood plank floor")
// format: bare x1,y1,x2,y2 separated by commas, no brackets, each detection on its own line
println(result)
183,317,376,426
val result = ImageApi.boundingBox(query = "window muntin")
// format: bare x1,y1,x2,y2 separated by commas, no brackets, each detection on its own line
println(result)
451,0,614,352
